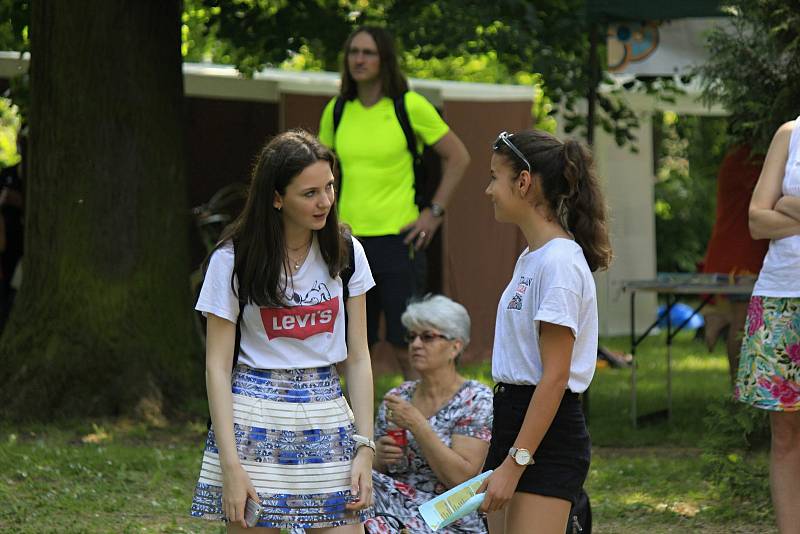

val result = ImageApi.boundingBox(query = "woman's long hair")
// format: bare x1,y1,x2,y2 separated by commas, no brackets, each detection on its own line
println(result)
339,26,409,101
214,130,348,307
494,130,613,272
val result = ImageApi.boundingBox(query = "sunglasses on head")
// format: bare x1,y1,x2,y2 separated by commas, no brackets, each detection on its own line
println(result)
492,131,532,173
404,331,453,344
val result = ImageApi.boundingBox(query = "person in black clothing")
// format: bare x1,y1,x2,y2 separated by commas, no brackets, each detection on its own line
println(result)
0,161,23,332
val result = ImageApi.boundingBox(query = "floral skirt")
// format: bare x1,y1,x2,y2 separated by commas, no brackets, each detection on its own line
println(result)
190,365,373,528
735,296,800,411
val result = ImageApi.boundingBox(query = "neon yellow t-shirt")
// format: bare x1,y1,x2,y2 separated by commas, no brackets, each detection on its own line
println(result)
318,91,449,236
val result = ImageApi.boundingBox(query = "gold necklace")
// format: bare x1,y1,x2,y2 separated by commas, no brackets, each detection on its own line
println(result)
287,237,312,252
288,241,312,272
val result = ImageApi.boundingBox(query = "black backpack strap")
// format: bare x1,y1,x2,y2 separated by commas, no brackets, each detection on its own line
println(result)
232,299,244,370
231,239,245,371
332,96,346,141
332,96,346,196
341,233,356,336
341,233,356,302
394,92,427,207
393,92,420,160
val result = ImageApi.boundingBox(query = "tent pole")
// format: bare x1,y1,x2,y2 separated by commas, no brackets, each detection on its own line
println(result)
587,21,599,147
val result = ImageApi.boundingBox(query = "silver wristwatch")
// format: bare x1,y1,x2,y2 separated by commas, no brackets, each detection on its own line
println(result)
508,446,534,466
352,434,376,453
430,203,445,217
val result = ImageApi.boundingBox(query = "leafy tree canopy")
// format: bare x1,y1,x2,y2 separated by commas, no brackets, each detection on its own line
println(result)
1,0,692,145
654,112,728,272
0,0,28,52
696,0,800,153
186,0,651,144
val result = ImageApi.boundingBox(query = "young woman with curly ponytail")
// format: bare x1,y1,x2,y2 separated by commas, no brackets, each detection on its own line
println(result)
478,130,611,533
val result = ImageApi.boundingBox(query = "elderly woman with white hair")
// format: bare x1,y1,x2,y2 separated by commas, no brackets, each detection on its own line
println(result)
365,295,493,534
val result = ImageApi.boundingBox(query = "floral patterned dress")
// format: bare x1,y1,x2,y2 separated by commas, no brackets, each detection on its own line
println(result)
365,379,493,534
736,296,800,411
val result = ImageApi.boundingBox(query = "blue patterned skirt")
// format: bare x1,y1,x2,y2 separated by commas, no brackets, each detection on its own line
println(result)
190,365,373,528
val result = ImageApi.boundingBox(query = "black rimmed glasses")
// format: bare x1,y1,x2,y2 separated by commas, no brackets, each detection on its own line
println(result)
404,331,453,344
493,131,532,173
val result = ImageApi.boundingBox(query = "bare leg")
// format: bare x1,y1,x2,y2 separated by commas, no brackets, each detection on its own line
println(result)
703,311,730,353
769,411,800,534
726,301,748,387
505,493,571,534
486,494,572,533
487,510,505,534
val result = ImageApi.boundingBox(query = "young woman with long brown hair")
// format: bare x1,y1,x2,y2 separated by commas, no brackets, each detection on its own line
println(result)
190,130,376,532
478,130,611,534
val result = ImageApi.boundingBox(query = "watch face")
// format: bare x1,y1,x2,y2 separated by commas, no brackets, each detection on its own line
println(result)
515,449,531,465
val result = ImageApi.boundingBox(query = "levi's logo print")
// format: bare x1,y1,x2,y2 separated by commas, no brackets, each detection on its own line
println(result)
507,276,532,311
261,282,338,340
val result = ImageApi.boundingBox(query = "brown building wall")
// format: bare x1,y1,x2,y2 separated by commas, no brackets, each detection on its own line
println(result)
441,100,533,365
185,96,279,208
185,97,279,264
281,93,331,134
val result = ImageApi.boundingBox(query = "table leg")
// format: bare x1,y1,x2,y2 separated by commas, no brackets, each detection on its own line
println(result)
630,289,637,428
666,294,673,420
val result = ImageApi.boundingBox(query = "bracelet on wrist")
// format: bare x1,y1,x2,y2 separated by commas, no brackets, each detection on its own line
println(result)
352,434,376,454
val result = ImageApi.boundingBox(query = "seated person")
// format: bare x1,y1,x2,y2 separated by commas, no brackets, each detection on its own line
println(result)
365,295,493,533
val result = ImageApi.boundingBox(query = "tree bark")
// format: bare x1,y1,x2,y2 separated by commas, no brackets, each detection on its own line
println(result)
0,1,199,419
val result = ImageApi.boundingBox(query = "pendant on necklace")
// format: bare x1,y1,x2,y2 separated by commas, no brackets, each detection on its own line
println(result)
293,260,301,271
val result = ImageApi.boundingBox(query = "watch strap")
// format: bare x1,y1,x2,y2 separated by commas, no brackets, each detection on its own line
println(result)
508,446,534,465
352,434,376,453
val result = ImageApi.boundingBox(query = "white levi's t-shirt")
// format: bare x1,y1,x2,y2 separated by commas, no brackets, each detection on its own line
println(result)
195,235,375,369
491,238,598,393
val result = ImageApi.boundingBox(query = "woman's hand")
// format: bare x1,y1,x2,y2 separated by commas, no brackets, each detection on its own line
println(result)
477,458,525,514
375,435,404,471
385,394,426,432
346,447,374,511
222,463,259,528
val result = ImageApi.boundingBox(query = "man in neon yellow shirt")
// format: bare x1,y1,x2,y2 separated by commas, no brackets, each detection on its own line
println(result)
319,26,470,378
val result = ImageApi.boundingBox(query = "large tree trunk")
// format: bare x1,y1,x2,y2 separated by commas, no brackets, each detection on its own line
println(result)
0,1,199,419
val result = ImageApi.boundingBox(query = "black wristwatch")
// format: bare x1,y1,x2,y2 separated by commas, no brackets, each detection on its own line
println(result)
430,203,445,217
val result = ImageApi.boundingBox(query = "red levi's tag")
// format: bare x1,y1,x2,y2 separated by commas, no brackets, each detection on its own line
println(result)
260,298,339,340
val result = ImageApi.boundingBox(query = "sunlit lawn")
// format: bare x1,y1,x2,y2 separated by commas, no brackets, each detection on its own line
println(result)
0,332,774,532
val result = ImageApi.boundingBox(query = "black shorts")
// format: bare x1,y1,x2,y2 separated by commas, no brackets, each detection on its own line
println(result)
359,233,421,347
483,383,591,504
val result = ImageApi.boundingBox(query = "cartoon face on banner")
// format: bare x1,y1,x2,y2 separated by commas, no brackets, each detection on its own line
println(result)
607,22,660,73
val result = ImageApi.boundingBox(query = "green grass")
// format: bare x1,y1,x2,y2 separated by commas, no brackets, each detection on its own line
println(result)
0,332,775,532
0,421,218,533
588,333,734,447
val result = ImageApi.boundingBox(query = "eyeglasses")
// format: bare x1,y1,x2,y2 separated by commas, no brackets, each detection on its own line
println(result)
404,331,453,344
492,131,532,173
347,47,379,58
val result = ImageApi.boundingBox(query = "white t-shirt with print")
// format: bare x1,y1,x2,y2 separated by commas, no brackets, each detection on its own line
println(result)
491,238,598,393
196,235,375,370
